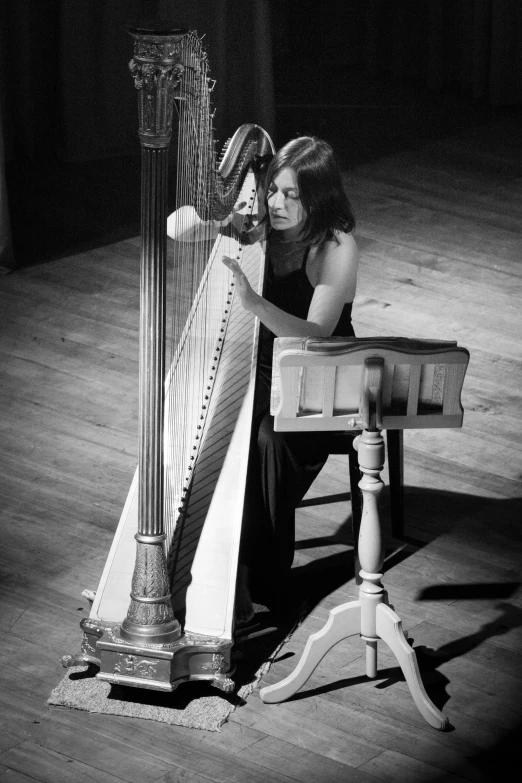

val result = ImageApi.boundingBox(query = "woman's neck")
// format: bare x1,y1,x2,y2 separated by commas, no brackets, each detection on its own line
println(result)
269,231,308,275
270,228,306,249
276,224,305,242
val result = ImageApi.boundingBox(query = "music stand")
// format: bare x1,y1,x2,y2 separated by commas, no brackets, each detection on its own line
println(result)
259,337,469,730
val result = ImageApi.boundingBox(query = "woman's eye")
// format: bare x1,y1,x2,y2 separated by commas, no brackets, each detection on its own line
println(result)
267,187,299,200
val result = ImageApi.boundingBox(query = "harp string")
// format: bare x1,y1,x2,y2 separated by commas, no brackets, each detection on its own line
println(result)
163,32,252,563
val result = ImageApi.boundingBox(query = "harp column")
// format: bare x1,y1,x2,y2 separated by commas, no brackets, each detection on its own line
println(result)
120,27,185,645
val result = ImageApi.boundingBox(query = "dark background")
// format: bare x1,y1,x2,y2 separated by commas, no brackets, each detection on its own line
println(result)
2,0,520,268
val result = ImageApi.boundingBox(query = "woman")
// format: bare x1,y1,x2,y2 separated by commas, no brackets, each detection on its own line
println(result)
222,136,358,623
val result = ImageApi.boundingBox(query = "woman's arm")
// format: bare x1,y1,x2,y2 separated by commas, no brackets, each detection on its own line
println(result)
222,232,358,338
167,203,259,243
167,206,220,243
168,173,267,243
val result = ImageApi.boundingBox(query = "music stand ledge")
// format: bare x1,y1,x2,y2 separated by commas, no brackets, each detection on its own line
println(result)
260,337,470,730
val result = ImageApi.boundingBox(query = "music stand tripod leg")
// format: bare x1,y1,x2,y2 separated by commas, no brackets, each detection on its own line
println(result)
376,603,449,730
260,600,361,703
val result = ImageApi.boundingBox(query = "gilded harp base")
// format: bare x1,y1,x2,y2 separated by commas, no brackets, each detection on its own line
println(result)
62,618,235,693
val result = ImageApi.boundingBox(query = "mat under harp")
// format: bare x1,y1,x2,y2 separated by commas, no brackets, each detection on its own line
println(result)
63,28,274,692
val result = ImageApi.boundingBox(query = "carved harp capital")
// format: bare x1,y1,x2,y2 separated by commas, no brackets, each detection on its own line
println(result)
128,29,185,147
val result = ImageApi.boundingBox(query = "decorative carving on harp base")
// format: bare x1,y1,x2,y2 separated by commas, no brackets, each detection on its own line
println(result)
75,619,234,693
62,26,274,693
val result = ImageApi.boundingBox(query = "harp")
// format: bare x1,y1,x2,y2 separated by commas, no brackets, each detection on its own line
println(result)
63,26,274,691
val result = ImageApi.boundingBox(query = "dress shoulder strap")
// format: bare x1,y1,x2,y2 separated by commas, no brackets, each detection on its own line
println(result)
301,245,311,272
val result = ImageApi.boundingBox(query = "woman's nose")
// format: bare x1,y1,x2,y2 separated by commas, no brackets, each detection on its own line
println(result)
269,190,284,210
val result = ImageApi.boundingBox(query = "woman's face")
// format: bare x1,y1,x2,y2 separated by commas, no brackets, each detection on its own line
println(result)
267,167,306,237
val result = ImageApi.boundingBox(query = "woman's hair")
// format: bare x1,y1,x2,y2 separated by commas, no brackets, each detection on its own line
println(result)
264,136,355,245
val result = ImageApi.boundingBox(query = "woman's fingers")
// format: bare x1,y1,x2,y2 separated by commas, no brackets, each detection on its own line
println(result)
221,255,257,313
222,255,241,276
222,255,249,290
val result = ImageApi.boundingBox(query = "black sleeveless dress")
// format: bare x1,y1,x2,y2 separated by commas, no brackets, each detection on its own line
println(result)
256,246,354,411
240,243,355,609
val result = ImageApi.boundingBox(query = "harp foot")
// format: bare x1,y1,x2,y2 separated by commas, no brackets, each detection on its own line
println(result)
81,589,96,606
60,652,99,669
60,617,105,669
211,673,236,693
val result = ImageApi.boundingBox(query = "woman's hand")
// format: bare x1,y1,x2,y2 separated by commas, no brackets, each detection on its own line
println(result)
222,256,260,313
222,202,265,238
215,202,246,228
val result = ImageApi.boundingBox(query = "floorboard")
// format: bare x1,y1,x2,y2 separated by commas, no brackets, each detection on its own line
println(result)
1,109,521,782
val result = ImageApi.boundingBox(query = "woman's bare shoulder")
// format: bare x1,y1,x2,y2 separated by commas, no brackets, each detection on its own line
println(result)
306,232,357,290
332,229,357,251
311,231,357,263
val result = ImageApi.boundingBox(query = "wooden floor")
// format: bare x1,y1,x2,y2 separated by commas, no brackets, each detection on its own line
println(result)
1,112,521,783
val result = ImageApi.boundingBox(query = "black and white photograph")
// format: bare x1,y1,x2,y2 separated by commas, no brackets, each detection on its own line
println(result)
1,1,521,781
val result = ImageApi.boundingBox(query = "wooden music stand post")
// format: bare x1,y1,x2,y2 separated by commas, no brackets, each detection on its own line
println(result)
260,337,469,730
